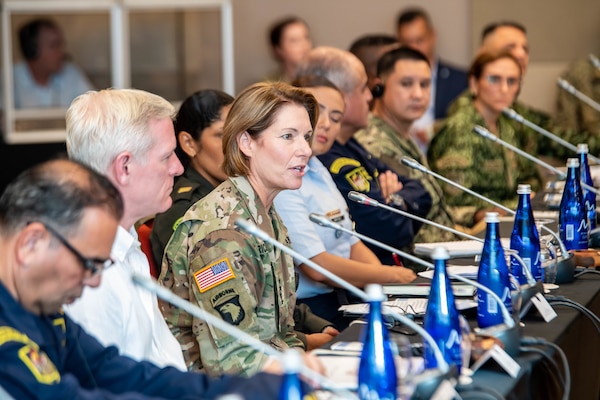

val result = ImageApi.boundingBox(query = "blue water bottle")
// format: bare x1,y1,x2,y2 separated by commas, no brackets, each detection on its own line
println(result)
278,350,305,400
578,144,596,231
510,184,542,283
424,247,462,373
477,212,513,328
559,158,588,250
358,284,397,400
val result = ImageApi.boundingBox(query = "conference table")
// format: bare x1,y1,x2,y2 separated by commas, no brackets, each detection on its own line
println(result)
324,265,600,399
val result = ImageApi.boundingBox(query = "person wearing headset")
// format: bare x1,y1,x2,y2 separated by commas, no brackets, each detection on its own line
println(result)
355,46,462,240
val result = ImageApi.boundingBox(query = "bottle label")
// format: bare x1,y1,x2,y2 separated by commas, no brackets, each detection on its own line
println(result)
566,224,574,241
486,293,498,314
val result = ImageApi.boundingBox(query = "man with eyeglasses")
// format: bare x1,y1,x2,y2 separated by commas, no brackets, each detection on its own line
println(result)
0,158,291,399
63,88,188,370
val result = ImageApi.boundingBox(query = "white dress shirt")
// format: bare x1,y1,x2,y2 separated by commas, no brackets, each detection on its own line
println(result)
64,226,186,370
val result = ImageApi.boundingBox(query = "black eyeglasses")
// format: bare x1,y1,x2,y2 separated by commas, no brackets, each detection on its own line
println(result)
41,222,114,276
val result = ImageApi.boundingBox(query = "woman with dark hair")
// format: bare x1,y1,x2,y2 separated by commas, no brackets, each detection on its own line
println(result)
428,51,541,223
151,89,234,265
267,16,312,82
159,82,321,377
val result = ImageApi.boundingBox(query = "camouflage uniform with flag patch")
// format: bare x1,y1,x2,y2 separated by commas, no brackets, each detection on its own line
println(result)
427,99,542,225
356,114,462,242
159,176,302,377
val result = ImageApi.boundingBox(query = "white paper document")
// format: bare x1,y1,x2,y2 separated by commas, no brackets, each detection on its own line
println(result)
414,239,511,258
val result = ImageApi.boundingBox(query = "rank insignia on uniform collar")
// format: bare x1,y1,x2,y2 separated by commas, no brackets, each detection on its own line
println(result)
178,186,193,193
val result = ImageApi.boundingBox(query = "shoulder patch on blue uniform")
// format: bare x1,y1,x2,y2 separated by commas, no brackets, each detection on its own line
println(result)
345,166,372,192
0,326,60,384
329,157,361,174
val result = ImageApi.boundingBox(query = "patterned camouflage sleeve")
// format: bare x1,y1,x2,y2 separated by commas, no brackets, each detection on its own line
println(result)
427,111,524,221
160,220,298,377
554,60,600,156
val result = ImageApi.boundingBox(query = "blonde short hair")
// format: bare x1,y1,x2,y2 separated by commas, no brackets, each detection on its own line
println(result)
222,81,318,177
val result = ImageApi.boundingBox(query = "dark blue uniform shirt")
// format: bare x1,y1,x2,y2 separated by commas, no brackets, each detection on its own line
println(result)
318,138,432,266
0,281,284,399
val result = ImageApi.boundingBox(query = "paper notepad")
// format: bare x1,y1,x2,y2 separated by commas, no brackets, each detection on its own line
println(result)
414,239,511,258
339,298,476,317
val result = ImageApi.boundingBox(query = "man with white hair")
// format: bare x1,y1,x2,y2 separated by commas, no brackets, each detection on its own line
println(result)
63,89,187,370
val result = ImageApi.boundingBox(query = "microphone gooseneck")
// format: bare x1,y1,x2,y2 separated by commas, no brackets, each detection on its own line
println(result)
234,217,450,374
501,108,600,165
402,155,577,284
347,190,536,286
473,126,569,181
309,214,515,330
590,54,600,71
557,78,600,113
131,273,356,397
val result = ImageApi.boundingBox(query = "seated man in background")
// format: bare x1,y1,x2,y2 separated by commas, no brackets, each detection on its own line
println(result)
355,46,462,241
13,18,94,108
297,46,432,269
396,7,468,153
348,34,399,96
0,158,286,399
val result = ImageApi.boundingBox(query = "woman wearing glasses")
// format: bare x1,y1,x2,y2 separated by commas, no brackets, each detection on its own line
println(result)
427,51,541,224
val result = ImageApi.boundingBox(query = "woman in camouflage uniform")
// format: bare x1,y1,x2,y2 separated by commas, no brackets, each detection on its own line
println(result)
159,82,319,377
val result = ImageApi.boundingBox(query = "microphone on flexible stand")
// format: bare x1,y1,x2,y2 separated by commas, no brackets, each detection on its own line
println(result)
346,191,540,317
234,217,455,399
131,273,355,398
557,78,600,114
401,155,576,284
502,107,600,164
473,125,600,196
589,54,600,71
308,213,520,358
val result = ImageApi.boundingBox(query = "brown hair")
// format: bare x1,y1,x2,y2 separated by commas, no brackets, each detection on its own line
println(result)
222,81,319,177
469,51,522,80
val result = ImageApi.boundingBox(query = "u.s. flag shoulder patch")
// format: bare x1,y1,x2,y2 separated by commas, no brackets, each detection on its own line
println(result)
194,258,236,293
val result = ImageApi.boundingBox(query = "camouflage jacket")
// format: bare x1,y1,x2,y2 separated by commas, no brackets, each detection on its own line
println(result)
355,114,461,242
427,100,542,219
159,176,302,377
555,59,600,156
448,89,563,160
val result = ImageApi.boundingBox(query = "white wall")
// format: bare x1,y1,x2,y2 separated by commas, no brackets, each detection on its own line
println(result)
231,0,471,92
